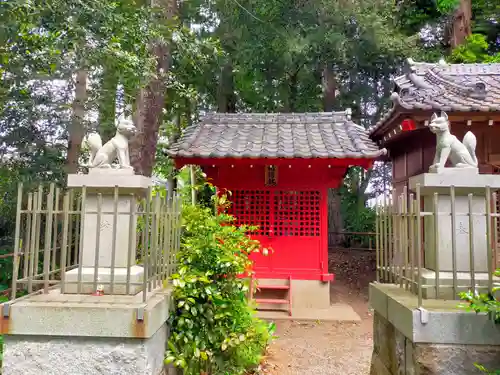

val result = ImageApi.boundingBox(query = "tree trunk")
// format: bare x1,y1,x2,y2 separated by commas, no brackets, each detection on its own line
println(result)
167,115,181,203
327,188,343,247
217,61,236,113
322,63,344,246
450,0,472,48
289,72,298,112
130,0,177,177
322,64,336,112
66,69,87,175
281,69,300,112
98,66,118,143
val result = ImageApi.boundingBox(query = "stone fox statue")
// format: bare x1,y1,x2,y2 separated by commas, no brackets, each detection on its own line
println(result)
86,119,137,169
428,111,478,172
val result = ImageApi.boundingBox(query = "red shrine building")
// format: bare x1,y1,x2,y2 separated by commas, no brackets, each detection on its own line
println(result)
168,111,385,313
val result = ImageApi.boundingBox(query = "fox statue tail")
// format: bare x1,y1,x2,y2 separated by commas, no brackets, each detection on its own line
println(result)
85,133,103,165
462,131,478,167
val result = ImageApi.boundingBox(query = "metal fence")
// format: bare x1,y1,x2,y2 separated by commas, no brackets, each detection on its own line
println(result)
8,183,182,303
376,184,499,307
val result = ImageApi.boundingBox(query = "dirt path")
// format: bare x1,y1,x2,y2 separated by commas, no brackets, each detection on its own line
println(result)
261,249,376,375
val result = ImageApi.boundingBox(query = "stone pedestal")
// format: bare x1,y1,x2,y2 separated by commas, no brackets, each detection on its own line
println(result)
66,170,152,295
369,283,500,375
1,288,173,375
409,171,500,274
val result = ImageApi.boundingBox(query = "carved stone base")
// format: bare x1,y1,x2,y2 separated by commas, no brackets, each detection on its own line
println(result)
88,167,135,175
67,173,151,192
64,265,145,295
428,166,478,175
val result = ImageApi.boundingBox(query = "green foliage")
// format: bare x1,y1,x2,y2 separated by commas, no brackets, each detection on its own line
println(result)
449,34,500,63
0,161,65,290
340,167,377,232
165,196,275,374
459,269,500,324
459,269,500,374
473,363,500,375
436,0,460,13
173,167,216,208
395,0,443,35
341,201,376,234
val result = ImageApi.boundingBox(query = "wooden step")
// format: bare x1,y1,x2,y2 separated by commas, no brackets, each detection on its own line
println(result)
257,285,290,290
249,275,293,316
255,298,289,305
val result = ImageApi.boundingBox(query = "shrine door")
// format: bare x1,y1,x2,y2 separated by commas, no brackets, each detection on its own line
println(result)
229,189,324,279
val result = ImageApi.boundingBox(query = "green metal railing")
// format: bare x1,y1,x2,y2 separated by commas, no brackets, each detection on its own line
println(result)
8,183,182,303
376,185,499,307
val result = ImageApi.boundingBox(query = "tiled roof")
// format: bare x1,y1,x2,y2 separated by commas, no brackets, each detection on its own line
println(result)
168,111,386,159
369,59,500,135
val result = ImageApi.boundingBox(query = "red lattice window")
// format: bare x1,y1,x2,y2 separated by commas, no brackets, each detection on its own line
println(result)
229,190,271,235
273,191,320,237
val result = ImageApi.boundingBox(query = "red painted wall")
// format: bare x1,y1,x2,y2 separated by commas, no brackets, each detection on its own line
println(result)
176,157,374,281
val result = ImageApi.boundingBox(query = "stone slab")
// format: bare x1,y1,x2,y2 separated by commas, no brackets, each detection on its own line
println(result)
67,173,152,193
370,311,500,375
370,351,392,375
369,283,500,345
380,267,500,299
413,342,500,375
80,194,138,268
409,172,500,195
2,287,171,338
2,323,168,375
257,303,361,322
64,266,145,295
419,269,500,299
427,167,479,175
255,278,330,310
290,279,330,309
422,194,489,272
89,168,136,176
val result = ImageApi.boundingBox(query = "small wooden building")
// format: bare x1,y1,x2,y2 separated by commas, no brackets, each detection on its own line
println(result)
168,111,384,311
369,59,500,196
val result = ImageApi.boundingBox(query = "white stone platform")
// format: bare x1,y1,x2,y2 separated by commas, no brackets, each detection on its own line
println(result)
65,172,152,295
409,172,500,273
409,171,500,195
257,304,360,322
64,265,145,295
68,170,152,191
382,267,500,300
1,287,172,375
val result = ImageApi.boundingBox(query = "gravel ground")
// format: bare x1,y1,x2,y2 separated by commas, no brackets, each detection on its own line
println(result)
260,249,376,375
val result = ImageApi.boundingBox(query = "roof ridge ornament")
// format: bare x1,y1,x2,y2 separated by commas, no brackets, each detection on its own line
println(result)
426,67,487,99
344,108,352,120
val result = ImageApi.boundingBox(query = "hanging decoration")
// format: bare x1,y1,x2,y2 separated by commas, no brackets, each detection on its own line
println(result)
265,165,278,186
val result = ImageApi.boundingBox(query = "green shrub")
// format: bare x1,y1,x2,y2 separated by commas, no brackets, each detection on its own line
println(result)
459,269,500,374
165,195,275,375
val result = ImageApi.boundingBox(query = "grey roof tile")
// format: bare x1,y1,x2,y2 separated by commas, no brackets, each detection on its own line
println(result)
369,60,500,135
168,111,385,160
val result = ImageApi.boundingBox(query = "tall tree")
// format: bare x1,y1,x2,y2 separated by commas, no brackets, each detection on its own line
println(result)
449,0,472,48
1,0,160,175
131,0,178,176
67,70,88,174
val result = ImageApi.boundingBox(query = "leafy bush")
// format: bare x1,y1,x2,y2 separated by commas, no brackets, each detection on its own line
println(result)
165,195,275,375
459,269,500,374
450,34,500,64
340,188,376,248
